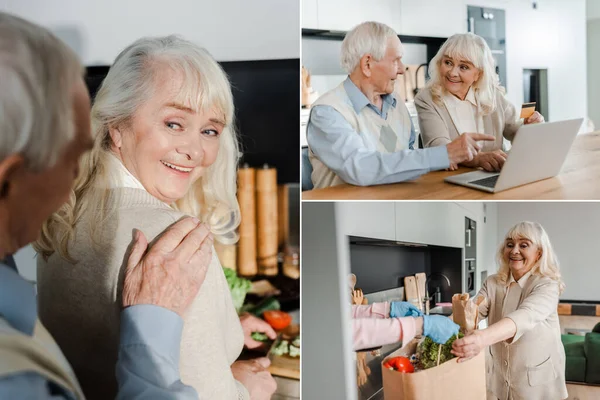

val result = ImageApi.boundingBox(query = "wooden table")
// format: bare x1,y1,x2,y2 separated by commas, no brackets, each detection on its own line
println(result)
303,132,600,200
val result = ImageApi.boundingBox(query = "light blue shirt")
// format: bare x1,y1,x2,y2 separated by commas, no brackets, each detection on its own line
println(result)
307,77,450,186
0,259,199,399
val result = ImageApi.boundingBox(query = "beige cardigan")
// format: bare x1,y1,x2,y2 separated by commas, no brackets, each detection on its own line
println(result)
415,87,522,152
37,188,248,400
477,273,567,400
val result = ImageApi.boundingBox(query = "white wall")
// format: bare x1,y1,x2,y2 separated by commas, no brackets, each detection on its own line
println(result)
0,0,300,64
588,1,600,128
465,0,588,123
497,202,600,302
588,0,600,20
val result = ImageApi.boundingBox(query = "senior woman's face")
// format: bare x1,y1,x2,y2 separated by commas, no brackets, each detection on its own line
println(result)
439,56,480,100
111,68,223,204
503,237,541,277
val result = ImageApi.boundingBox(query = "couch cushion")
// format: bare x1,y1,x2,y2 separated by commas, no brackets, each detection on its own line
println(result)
561,333,585,347
584,331,600,384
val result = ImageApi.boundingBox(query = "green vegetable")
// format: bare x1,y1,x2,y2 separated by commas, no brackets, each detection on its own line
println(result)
249,297,281,317
251,332,269,342
289,344,300,358
272,339,289,356
292,335,300,348
417,333,464,370
223,268,252,313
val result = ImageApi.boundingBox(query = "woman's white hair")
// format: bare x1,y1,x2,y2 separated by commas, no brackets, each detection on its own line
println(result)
495,221,565,293
36,35,241,261
340,21,398,74
426,33,502,115
0,12,82,171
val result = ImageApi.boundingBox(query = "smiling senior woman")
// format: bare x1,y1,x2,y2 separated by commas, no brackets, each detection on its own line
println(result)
452,221,567,400
415,33,544,172
34,36,275,400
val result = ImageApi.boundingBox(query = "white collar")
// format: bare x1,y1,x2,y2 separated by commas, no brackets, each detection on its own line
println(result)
106,153,146,191
507,269,533,288
444,86,478,108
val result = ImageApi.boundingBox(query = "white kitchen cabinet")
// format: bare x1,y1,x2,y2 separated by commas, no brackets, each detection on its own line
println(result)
399,0,467,38
302,0,319,29
394,203,465,248
336,202,396,240
316,0,401,32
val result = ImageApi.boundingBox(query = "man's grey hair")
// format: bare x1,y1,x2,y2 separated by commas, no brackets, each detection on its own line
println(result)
340,21,398,74
0,12,82,171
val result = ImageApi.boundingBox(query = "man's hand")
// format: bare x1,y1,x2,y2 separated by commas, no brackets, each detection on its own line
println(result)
446,133,495,165
122,217,213,316
240,313,277,349
463,149,507,172
231,358,277,400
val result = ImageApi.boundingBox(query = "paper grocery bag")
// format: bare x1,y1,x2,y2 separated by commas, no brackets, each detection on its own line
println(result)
382,340,486,400
452,293,485,333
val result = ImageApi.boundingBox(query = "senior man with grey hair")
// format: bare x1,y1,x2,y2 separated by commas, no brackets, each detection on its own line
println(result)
307,21,495,189
0,12,210,399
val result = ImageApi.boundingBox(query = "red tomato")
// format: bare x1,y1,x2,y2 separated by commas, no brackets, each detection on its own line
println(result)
263,310,292,330
386,356,414,373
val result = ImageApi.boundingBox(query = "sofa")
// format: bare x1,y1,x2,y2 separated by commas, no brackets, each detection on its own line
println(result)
561,322,600,384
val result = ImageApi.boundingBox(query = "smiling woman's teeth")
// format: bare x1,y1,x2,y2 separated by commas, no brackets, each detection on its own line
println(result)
161,161,192,172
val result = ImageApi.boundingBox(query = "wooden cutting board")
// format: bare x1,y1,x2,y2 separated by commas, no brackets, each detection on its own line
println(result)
404,276,419,309
268,324,300,380
415,272,427,311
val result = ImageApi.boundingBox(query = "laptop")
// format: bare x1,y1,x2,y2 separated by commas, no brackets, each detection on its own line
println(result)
444,118,584,193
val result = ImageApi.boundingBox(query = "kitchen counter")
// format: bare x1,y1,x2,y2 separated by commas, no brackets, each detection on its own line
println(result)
303,132,600,200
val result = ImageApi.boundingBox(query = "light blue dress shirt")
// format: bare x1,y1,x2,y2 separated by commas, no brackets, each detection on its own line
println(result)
307,77,450,186
0,259,198,399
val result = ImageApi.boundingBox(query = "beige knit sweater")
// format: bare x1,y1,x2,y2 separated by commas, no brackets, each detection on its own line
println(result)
37,187,248,400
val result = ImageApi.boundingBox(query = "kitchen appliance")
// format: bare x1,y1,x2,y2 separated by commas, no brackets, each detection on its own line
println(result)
467,6,507,87
444,118,584,193
465,217,477,298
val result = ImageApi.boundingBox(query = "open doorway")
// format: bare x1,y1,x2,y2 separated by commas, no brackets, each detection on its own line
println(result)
523,68,549,121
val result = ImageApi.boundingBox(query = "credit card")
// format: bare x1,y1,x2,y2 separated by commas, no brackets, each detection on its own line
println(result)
520,102,536,119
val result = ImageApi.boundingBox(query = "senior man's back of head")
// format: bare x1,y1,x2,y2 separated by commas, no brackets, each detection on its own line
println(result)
0,12,92,256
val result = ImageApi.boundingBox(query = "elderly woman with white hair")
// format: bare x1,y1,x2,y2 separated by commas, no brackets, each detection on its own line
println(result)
306,22,494,189
452,221,567,400
35,36,276,400
415,33,544,172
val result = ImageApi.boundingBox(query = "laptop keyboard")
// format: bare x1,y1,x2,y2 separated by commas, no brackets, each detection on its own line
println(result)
469,175,500,188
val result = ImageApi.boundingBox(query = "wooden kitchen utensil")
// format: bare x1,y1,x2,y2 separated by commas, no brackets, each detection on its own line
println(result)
237,166,257,277
415,272,427,312
404,276,419,310
256,165,278,276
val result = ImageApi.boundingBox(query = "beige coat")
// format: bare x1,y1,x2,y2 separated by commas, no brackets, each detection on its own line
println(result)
414,87,522,151
477,273,567,400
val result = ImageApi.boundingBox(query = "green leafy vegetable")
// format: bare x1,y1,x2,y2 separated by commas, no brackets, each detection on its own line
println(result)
251,332,270,342
223,267,252,313
289,344,300,358
249,297,281,317
272,340,289,356
417,333,464,370
292,335,300,348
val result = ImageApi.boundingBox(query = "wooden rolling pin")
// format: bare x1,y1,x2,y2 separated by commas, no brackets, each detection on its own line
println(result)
256,165,278,276
237,165,257,277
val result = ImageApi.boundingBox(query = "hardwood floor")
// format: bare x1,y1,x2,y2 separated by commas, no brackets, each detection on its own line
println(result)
566,383,600,400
